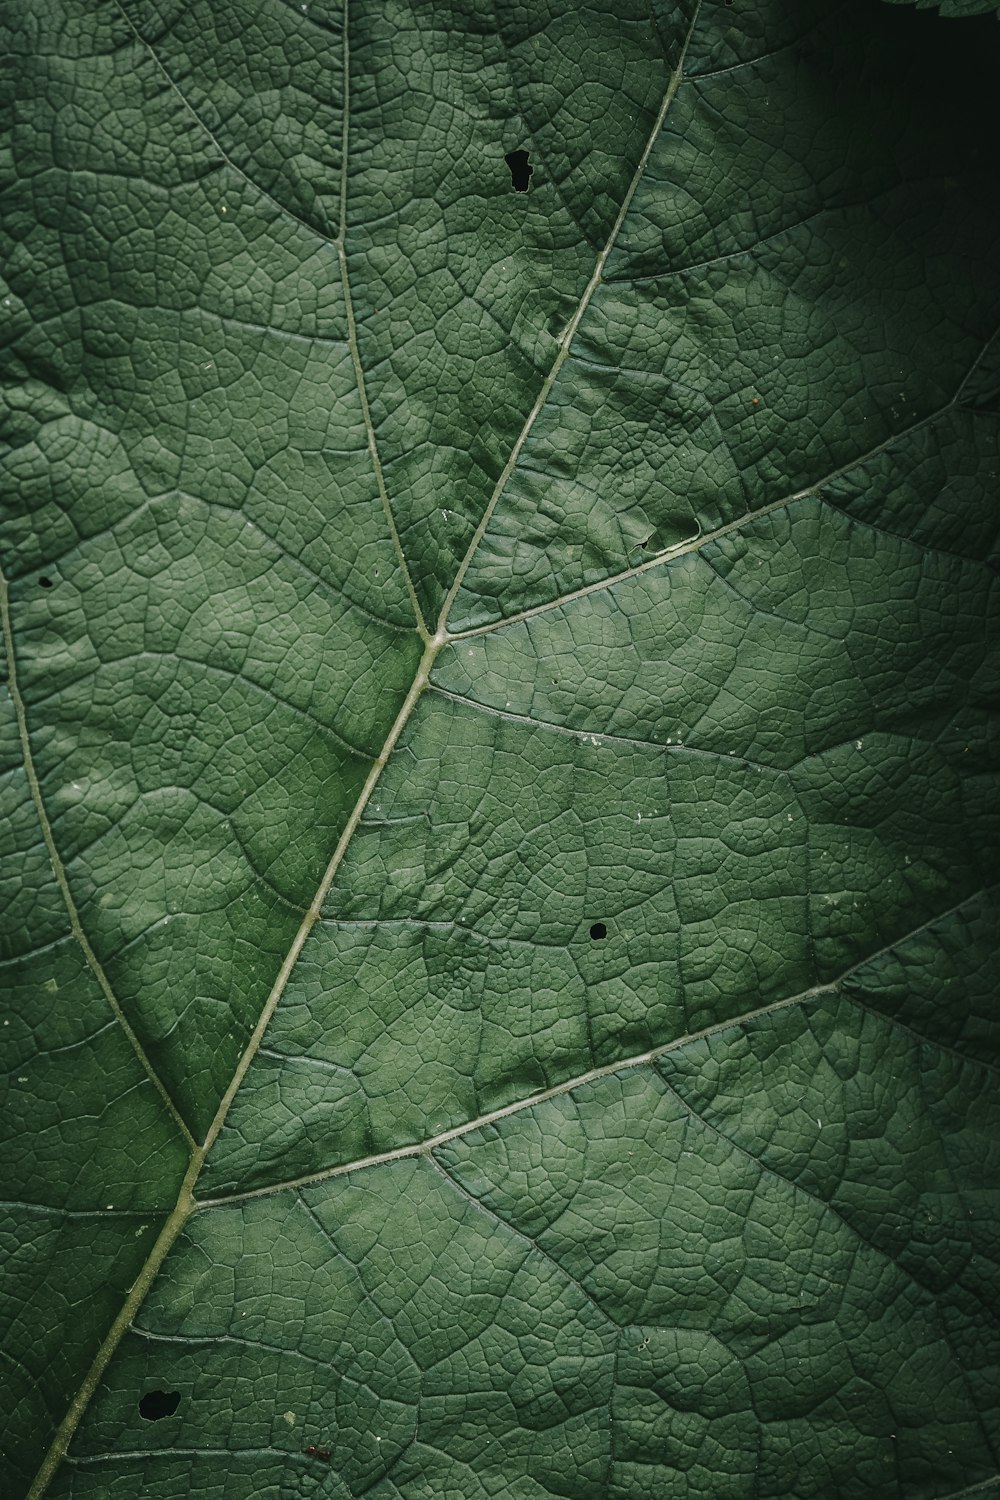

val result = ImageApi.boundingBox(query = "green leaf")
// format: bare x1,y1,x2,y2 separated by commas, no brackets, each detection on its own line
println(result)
2,0,999,1496
880,0,999,19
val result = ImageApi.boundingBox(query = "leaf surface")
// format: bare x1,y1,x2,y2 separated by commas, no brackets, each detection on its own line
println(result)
2,1,1000,1497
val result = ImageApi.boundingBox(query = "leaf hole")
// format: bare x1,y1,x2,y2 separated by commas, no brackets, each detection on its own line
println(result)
504,150,533,193
138,1389,181,1421
589,921,607,941
38,576,53,588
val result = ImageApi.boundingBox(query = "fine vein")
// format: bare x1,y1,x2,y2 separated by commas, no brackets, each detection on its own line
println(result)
24,1162,201,1500
198,635,441,1163
198,882,994,1207
0,565,195,1151
434,3,703,633
445,381,982,642
199,988,836,1207
110,0,428,643
201,6,702,1169
935,1476,1000,1500
24,27,704,1491
337,0,429,639
26,5,995,1493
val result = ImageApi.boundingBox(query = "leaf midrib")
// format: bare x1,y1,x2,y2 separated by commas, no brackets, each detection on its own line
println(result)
21,2,998,1488
22,7,703,1493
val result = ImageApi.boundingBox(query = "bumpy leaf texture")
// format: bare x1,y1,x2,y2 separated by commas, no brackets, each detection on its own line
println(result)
2,0,1000,1496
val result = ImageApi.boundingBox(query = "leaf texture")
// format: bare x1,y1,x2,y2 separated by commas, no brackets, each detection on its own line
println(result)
2,1,999,1497
881,1,999,19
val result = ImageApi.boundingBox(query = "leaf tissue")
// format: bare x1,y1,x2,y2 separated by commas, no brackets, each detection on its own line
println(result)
2,1,999,1496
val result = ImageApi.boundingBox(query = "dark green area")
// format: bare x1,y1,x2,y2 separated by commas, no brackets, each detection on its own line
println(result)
1,0,998,1496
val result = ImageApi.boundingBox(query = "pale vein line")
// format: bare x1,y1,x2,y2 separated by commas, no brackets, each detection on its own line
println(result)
23,0,706,1484
23,638,443,1500
194,6,707,1183
337,0,350,244
443,394,967,641
935,1475,1000,1500
67,1445,290,1466
23,1160,201,1500
197,884,993,1208
428,682,780,774
682,8,843,84
0,566,195,1151
337,250,428,639
336,0,429,640
955,323,1000,404
434,4,703,635
111,0,427,642
197,636,441,1164
198,990,822,1206
23,5,991,1491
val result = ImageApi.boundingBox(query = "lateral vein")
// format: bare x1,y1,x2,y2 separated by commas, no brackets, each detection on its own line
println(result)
435,4,703,635
24,1163,201,1500
336,0,429,639
0,565,195,1151
198,633,443,1163
197,990,828,1206
444,387,979,641
337,244,429,640
197,883,996,1207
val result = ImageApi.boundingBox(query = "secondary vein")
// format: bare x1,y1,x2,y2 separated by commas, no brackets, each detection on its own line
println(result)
0,564,195,1151
444,380,982,642
196,882,997,1207
336,0,430,639
435,3,703,635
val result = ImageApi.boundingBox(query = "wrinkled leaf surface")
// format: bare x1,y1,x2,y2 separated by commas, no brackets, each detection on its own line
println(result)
2,1,1000,1497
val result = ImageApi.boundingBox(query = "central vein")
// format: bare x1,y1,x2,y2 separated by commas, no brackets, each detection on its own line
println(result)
25,8,703,1493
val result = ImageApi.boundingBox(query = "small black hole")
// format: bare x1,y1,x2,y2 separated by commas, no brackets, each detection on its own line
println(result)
589,922,607,941
504,149,533,193
38,576,53,589
138,1389,181,1421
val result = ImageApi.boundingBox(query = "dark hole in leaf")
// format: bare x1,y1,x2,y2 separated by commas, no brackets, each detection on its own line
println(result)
504,150,533,193
38,576,53,588
138,1389,181,1421
640,537,654,551
589,922,607,941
